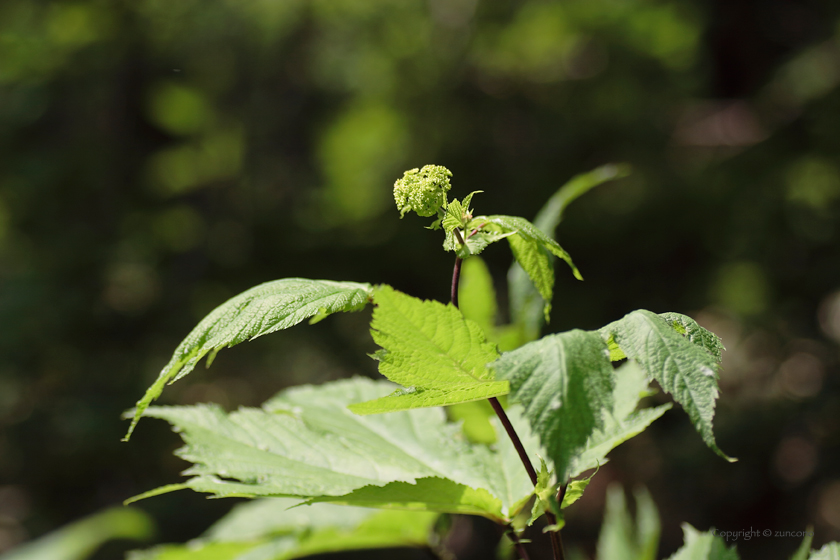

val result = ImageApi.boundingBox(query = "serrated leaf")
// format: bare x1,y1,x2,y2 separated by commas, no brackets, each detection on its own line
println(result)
125,279,374,440
659,312,725,363
667,525,739,560
480,215,582,280
130,378,536,521
508,164,628,340
128,499,437,560
596,484,660,560
599,310,734,462
349,286,508,414
479,214,581,324
528,458,561,528
1,508,153,560
508,233,554,322
491,330,615,480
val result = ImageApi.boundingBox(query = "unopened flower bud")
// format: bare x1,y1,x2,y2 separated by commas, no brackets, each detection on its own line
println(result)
393,165,452,218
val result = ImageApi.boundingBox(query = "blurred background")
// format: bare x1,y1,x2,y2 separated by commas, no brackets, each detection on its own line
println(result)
1,0,839,558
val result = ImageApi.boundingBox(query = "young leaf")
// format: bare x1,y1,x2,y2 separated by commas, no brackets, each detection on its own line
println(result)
129,378,536,521
508,233,555,322
508,164,629,340
124,279,374,440
128,498,437,560
600,310,734,462
666,525,739,560
491,329,615,480
2,507,153,560
480,215,582,280
349,285,508,414
479,214,581,322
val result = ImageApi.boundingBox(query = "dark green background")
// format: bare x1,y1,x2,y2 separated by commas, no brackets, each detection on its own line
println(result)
1,0,839,558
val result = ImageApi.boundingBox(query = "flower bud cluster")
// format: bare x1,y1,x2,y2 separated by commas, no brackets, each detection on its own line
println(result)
393,165,452,218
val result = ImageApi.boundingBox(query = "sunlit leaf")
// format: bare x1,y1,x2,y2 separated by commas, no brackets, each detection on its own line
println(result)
349,286,508,414
125,279,374,440
129,378,536,521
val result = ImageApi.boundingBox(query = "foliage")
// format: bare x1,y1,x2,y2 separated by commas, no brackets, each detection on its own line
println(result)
120,165,745,559
0,508,153,560
593,486,832,560
127,499,438,560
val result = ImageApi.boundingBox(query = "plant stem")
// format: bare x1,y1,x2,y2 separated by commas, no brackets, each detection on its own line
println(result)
450,254,565,560
488,397,537,485
451,256,462,308
507,528,531,560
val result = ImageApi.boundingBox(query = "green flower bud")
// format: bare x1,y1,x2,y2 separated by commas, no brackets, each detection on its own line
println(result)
393,165,453,218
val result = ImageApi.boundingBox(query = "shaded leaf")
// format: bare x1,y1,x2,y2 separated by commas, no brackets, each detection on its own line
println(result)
600,310,734,461
567,361,671,477
128,498,436,560
349,286,508,414
596,484,660,560
1,508,153,560
125,279,374,439
491,330,615,479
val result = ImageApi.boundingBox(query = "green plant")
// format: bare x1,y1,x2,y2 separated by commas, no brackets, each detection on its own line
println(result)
123,164,736,560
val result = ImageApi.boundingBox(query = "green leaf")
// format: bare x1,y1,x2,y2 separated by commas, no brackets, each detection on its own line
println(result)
809,543,840,560
659,312,725,363
666,525,739,560
508,233,554,322
481,214,582,280
130,378,536,521
508,164,628,341
528,458,562,528
596,484,660,560
1,507,154,560
491,329,615,479
124,279,374,440
599,310,734,462
128,498,437,560
532,164,631,235
349,286,508,414
478,214,581,323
